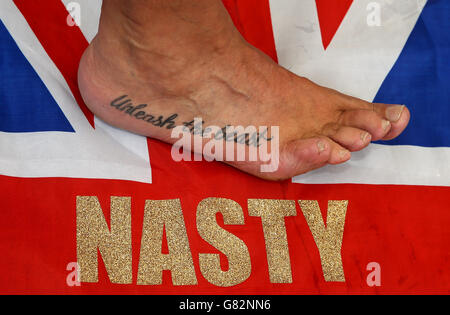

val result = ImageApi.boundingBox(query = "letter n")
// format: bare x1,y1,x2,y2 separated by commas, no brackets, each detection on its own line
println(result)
76,196,132,284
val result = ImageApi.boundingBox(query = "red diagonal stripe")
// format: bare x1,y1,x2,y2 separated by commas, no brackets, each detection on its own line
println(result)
222,0,278,62
316,0,353,50
14,0,95,128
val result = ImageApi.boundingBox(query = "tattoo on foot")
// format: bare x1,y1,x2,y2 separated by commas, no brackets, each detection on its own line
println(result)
110,95,272,147
111,95,178,129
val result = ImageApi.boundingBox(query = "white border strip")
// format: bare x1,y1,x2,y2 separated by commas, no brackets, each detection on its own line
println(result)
294,144,450,186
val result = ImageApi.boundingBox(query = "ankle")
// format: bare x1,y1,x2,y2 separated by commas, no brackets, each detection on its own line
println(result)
91,0,249,90
98,0,240,55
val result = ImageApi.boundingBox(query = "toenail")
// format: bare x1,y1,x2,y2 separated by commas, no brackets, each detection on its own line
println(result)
382,119,391,132
361,132,371,143
340,149,350,159
317,141,326,153
386,105,405,122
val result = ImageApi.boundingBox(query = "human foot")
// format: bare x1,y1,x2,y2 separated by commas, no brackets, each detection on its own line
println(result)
78,0,410,181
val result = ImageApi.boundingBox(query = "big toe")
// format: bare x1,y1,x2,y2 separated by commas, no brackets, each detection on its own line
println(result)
381,104,411,140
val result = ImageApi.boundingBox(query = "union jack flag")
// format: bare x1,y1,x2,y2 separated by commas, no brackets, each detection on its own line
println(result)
0,0,448,294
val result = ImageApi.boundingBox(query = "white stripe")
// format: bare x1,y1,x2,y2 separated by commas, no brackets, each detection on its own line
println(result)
271,0,427,101
294,144,450,186
60,0,152,173
61,0,102,43
269,0,324,71
299,0,426,101
0,132,151,183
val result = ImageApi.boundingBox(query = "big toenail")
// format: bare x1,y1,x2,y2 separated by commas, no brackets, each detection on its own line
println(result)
382,119,391,131
317,141,326,153
386,105,405,122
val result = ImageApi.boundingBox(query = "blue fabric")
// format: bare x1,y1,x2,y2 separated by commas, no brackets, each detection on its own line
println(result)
0,21,74,133
374,0,450,147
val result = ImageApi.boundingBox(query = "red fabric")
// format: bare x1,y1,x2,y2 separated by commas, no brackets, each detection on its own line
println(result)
222,0,278,62
316,0,353,49
1,144,450,294
0,0,448,295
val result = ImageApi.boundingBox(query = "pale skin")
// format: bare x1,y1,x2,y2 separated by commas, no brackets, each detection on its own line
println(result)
78,0,410,180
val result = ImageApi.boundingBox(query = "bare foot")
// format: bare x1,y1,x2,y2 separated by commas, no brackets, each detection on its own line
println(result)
78,0,410,180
